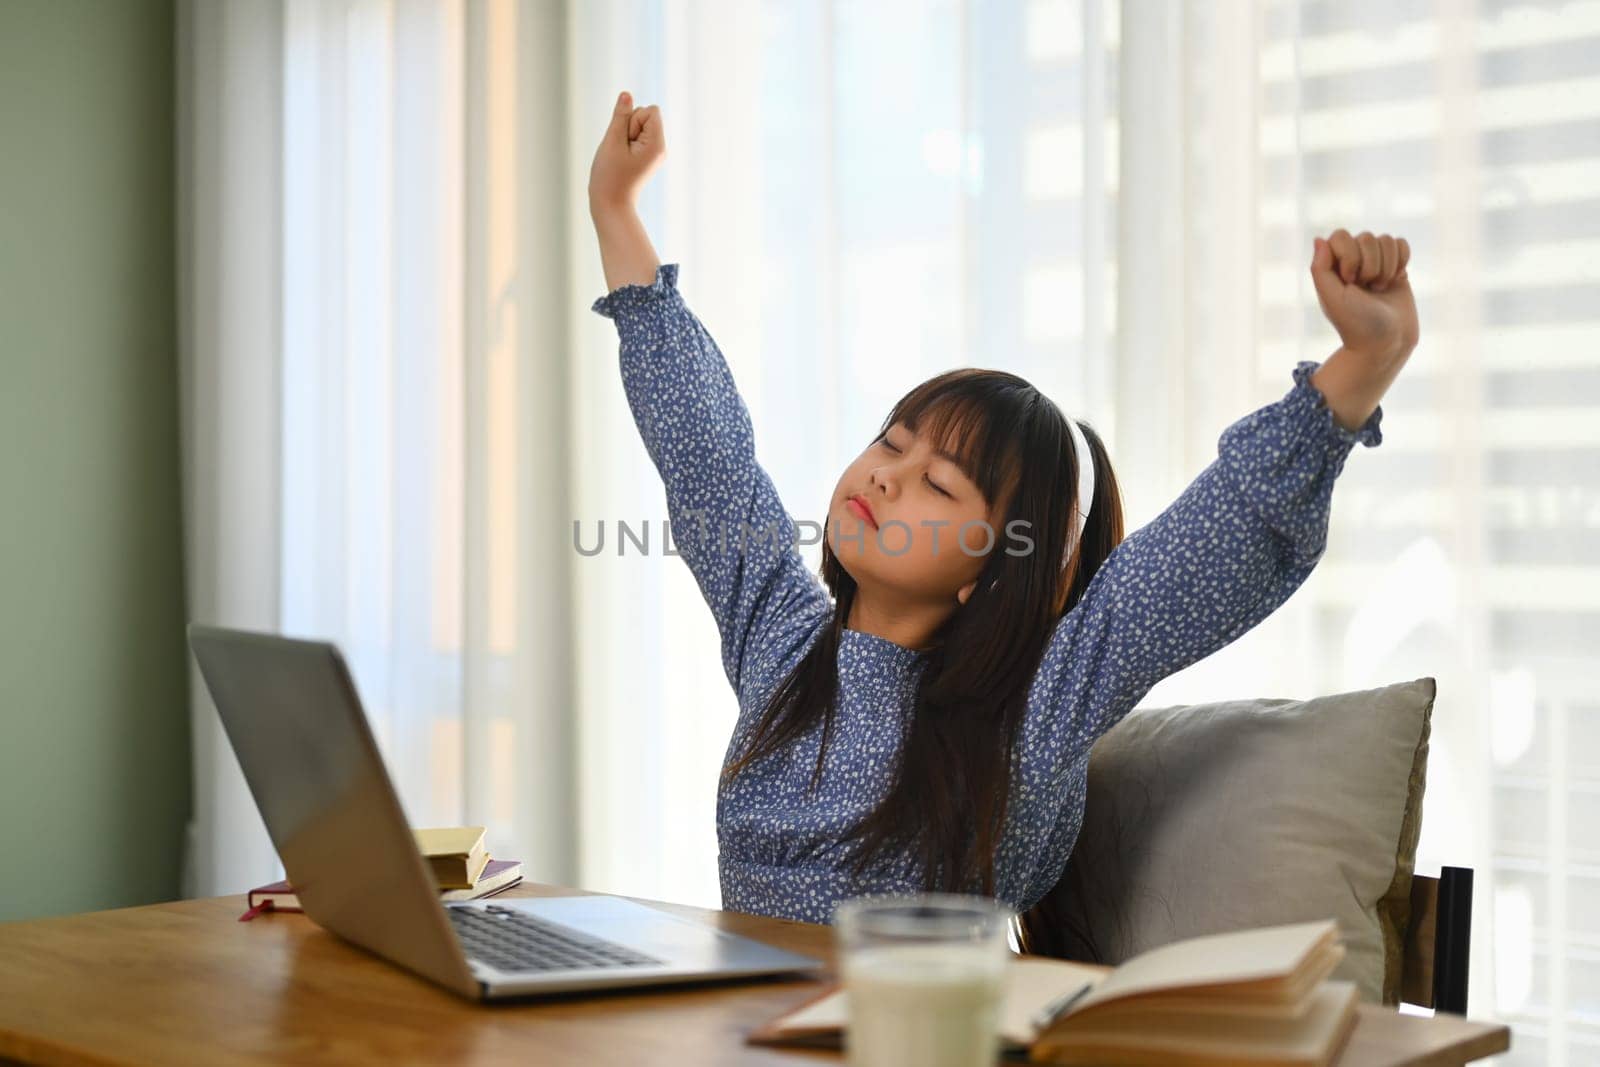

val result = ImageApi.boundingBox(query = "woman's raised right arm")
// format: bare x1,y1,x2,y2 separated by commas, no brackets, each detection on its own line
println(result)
585,93,830,702
590,264,829,701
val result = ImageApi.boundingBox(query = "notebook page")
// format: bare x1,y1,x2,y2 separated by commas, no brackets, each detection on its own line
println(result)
771,957,1112,1047
1068,919,1338,1015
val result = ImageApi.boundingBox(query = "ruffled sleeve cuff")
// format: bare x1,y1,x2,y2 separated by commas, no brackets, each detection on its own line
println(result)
1289,359,1384,449
590,262,682,321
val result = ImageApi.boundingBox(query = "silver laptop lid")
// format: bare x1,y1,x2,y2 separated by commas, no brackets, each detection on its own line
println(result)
187,624,478,998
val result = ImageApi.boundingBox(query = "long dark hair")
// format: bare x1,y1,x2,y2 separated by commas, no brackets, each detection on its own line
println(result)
719,368,1127,952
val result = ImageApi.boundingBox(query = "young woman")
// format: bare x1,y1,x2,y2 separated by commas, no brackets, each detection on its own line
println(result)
586,92,1418,950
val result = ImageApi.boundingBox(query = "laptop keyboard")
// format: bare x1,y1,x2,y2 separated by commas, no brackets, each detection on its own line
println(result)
448,904,665,973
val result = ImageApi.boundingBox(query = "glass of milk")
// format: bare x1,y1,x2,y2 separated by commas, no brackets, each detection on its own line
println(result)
833,893,1015,1067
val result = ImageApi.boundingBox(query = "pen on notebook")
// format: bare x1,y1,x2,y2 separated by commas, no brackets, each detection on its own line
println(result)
1029,981,1093,1031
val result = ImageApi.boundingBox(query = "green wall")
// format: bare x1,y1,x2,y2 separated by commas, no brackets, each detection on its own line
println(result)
0,0,190,920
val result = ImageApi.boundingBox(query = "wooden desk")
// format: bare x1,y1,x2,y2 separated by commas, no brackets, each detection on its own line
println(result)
0,881,1510,1066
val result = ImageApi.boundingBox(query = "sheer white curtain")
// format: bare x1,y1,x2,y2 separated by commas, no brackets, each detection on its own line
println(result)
179,0,576,897
182,1,1596,1060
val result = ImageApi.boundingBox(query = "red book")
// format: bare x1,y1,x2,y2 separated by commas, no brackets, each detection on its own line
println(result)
239,859,525,920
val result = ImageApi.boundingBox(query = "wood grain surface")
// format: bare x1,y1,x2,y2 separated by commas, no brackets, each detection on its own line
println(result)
0,881,1510,1066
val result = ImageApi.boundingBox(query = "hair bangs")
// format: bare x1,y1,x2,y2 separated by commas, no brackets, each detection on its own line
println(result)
882,375,1026,514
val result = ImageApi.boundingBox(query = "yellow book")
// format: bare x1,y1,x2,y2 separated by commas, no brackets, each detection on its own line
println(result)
411,826,490,890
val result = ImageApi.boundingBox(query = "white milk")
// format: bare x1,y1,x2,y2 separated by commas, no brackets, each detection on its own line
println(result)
840,943,1007,1067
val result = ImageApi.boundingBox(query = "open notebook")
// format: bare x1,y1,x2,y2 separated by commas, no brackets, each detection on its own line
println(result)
748,918,1359,1066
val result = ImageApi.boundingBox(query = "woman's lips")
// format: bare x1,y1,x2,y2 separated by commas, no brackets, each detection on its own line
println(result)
847,495,878,529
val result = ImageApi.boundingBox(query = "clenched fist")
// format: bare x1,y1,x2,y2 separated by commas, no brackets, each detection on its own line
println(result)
588,91,666,215
1310,229,1419,362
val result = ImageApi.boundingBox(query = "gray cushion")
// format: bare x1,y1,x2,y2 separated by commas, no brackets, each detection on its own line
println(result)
1053,677,1434,1004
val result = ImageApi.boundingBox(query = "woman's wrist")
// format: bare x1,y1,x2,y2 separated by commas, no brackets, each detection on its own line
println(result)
1308,344,1411,432
588,191,633,222
590,201,662,292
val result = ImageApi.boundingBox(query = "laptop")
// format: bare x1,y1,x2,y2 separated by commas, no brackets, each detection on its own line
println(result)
186,623,824,1000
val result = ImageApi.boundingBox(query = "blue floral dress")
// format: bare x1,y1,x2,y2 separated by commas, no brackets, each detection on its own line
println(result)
592,263,1383,924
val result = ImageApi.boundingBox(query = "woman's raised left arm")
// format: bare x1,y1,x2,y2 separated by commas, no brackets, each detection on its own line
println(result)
1018,358,1382,778
1016,229,1415,791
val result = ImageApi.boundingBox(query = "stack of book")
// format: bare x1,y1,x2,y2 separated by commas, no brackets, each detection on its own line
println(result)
749,918,1359,1066
240,825,523,920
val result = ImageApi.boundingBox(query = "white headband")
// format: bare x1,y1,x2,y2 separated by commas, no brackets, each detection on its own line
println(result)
1061,418,1095,570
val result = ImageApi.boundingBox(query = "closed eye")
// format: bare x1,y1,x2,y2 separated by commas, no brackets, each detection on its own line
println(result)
880,438,953,497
